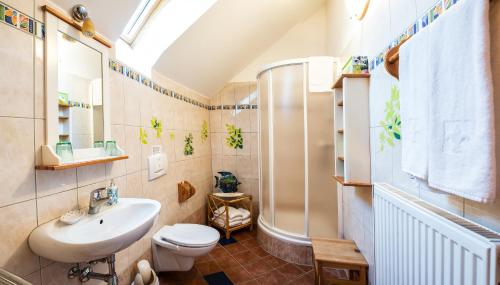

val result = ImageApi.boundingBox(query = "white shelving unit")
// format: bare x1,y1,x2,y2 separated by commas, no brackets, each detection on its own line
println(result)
332,74,371,187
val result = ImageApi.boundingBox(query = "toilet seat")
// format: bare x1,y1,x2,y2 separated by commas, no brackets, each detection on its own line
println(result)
152,224,220,272
153,224,219,248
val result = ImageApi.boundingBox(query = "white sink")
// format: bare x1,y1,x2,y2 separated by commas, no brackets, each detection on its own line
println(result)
28,198,161,263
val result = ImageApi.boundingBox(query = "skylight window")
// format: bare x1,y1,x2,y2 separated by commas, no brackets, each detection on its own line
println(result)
117,0,217,76
121,0,160,45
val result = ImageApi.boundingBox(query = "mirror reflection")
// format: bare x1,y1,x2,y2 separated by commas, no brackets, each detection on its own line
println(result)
57,31,103,149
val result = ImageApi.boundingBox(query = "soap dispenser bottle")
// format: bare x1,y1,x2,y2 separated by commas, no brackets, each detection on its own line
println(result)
107,179,119,205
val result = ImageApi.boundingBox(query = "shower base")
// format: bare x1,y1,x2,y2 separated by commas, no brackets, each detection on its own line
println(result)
257,216,313,266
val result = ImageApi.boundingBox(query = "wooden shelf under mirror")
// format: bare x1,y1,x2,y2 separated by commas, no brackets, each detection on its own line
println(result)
36,155,128,170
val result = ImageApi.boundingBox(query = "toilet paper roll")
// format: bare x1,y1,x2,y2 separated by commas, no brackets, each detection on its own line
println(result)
137,260,152,284
134,273,144,285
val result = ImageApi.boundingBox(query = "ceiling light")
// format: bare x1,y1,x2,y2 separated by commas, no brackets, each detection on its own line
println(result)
346,0,370,21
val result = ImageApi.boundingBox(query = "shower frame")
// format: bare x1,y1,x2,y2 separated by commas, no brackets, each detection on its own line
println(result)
257,58,338,246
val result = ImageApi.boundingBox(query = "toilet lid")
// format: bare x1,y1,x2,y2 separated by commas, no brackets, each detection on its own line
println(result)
158,224,220,248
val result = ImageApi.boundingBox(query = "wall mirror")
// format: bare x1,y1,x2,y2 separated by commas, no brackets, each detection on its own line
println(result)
39,9,126,169
57,31,103,148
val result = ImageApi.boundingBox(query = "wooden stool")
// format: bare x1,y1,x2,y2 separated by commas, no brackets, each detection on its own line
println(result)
311,238,368,285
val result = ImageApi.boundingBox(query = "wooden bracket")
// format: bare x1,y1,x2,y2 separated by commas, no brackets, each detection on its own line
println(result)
43,5,112,48
178,181,196,203
384,36,411,79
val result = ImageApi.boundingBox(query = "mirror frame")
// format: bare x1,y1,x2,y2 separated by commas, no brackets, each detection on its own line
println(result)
45,12,110,149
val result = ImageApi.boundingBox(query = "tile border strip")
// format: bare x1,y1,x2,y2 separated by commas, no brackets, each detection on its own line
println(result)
369,0,460,71
0,1,44,38
110,59,212,110
109,59,258,110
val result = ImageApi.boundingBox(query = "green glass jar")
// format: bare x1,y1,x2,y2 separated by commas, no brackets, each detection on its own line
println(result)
105,140,118,156
93,141,104,148
56,141,73,163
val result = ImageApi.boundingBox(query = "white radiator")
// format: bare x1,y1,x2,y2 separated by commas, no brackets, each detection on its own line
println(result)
374,183,500,285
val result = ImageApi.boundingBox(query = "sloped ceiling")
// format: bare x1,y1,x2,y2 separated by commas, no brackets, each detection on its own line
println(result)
49,0,142,41
153,0,325,96
50,0,325,96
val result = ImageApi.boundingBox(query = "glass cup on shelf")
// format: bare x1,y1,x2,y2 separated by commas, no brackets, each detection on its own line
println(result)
105,140,118,156
93,141,104,148
56,141,74,163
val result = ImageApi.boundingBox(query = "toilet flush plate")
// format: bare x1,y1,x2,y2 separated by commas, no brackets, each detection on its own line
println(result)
148,145,167,181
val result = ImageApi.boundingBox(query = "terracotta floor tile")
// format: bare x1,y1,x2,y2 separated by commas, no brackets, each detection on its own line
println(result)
288,271,315,285
277,263,303,280
209,247,229,259
225,243,247,255
261,255,287,268
232,250,261,266
223,265,253,283
233,230,254,241
237,280,260,285
158,267,203,285
241,238,260,249
195,261,222,276
184,277,208,285
195,254,213,264
252,247,270,258
254,269,287,285
295,264,313,273
214,254,241,269
243,259,274,278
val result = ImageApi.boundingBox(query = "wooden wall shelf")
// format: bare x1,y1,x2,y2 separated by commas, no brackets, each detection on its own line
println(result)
333,73,370,89
334,176,372,187
36,155,128,170
333,75,371,187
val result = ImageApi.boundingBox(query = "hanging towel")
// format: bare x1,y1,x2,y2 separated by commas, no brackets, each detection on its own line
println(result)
214,206,242,220
237,208,251,220
399,22,432,179
427,0,495,202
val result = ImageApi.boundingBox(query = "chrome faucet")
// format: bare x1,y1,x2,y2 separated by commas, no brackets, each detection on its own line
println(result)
88,187,109,215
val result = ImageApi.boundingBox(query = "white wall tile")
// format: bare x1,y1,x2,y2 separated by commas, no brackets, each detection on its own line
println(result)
77,164,107,187
0,200,40,277
0,117,35,207
34,38,45,119
124,126,142,173
0,24,33,118
110,71,125,125
37,189,78,224
388,0,418,39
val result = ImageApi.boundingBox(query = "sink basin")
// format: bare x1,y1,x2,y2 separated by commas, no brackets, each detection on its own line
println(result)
28,198,161,263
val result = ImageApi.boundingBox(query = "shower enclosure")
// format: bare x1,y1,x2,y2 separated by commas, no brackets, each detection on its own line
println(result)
258,58,338,247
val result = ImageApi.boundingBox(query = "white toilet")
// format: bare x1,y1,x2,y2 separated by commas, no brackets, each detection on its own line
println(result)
151,223,220,272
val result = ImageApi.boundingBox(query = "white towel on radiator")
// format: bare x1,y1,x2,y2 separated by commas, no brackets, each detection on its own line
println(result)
399,21,432,179
427,0,495,202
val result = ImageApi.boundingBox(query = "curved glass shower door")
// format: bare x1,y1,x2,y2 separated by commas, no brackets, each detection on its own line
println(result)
259,58,338,242
271,64,306,235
